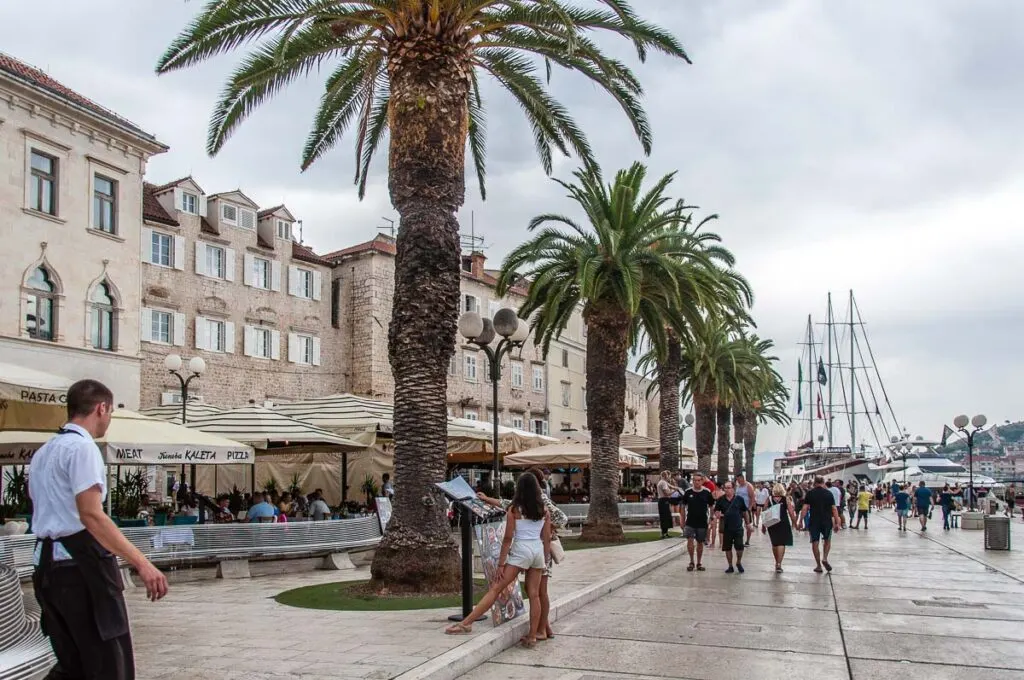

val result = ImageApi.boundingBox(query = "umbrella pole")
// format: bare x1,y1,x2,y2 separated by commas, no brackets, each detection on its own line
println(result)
341,452,348,503
250,464,256,496
214,466,218,497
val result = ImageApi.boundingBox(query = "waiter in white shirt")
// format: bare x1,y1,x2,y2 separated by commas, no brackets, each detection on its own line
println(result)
29,379,168,679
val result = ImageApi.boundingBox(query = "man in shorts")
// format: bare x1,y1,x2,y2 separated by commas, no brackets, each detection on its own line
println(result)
914,481,934,532
893,484,911,531
754,482,771,527
680,473,714,572
799,476,840,573
854,485,872,529
714,482,748,574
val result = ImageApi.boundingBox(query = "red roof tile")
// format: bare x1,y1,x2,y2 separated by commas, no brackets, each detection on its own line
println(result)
200,218,217,235
257,205,285,218
142,183,179,227
152,176,204,195
0,52,162,145
322,234,397,260
292,242,332,267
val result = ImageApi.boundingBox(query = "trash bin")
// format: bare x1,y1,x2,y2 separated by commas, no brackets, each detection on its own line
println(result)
984,515,1011,550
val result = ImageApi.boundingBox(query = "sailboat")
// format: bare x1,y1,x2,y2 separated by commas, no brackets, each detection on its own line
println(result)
774,291,902,484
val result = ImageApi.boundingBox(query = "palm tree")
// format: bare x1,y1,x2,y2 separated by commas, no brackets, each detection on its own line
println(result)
498,163,727,542
156,1,687,591
739,338,790,479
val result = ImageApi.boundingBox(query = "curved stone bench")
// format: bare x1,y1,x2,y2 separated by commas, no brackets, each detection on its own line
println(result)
0,565,53,680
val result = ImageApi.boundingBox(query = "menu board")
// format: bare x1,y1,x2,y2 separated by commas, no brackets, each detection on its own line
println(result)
475,520,525,624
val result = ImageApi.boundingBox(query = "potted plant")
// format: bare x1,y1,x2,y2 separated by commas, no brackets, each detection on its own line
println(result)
288,473,302,499
262,477,278,497
2,467,32,520
361,474,379,509
228,485,244,515
111,470,148,523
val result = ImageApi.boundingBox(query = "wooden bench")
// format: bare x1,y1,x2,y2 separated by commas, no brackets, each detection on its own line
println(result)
0,565,54,680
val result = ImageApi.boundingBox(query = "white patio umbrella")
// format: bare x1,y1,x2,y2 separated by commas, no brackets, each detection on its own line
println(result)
137,402,226,424
178,405,363,452
0,362,72,431
504,442,646,469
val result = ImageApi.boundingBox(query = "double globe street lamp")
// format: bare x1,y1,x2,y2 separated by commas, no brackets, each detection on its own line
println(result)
458,308,530,497
164,353,206,491
953,413,987,511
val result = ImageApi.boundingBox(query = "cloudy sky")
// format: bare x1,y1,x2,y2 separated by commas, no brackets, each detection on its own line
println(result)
3,1,1021,452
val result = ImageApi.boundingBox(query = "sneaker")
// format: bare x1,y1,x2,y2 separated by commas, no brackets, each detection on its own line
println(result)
737,564,745,574
725,566,735,574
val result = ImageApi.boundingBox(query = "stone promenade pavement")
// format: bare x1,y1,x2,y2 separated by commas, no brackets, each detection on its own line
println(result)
463,514,1024,680
127,535,681,680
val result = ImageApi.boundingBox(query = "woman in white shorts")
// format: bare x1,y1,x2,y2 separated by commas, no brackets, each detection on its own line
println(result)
446,473,551,646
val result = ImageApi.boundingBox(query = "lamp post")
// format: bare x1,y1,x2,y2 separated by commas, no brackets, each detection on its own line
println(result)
458,308,529,498
164,354,206,492
953,414,986,511
678,413,695,470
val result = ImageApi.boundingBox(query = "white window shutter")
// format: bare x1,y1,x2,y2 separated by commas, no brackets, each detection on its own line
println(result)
172,313,186,347
270,261,282,292
225,248,236,282
173,187,183,211
270,330,281,360
224,322,235,354
198,195,208,218
243,325,255,357
287,333,299,363
141,227,152,262
288,266,299,296
173,235,185,270
243,253,254,286
194,316,208,350
312,271,323,301
312,337,321,366
194,241,206,275
140,308,152,342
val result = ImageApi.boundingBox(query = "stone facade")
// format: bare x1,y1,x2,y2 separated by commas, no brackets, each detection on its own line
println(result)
0,54,167,408
138,178,341,409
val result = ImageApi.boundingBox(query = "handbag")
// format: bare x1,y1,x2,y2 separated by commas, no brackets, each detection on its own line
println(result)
550,536,565,564
762,502,783,528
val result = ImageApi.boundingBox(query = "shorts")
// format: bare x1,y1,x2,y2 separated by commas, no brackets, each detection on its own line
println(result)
857,509,869,519
896,508,909,518
667,496,683,506
682,526,707,542
808,524,833,543
506,540,545,570
721,530,744,552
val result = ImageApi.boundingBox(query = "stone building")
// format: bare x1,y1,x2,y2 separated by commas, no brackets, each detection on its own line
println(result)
0,53,167,407
546,308,588,435
325,233,550,433
138,177,341,408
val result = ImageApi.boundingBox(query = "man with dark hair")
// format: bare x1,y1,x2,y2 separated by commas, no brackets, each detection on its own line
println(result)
798,476,841,574
30,379,168,679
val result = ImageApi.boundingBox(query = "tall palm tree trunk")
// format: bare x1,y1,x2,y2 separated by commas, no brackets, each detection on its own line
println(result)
744,415,758,481
694,392,716,475
581,305,630,543
370,39,471,592
716,404,731,483
658,338,682,473
732,408,746,478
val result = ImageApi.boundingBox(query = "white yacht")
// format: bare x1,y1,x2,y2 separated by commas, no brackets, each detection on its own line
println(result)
873,437,1003,491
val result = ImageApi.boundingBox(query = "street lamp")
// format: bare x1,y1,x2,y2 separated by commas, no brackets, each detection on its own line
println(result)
678,412,695,471
953,413,987,511
458,308,529,498
165,354,206,492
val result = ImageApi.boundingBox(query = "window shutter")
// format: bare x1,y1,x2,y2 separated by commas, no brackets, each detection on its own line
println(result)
194,241,206,275
173,235,185,270
194,316,208,350
312,271,322,301
243,325,255,357
270,261,282,292
224,322,235,354
287,333,299,363
243,253,254,286
173,187,183,211
288,266,299,296
312,337,321,366
198,195,208,218
140,308,152,342
141,227,152,262
172,313,186,346
270,330,281,360
225,248,236,282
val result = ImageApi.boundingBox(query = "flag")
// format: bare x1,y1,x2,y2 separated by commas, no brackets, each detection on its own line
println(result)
816,393,824,419
797,363,803,414
817,358,828,385
940,425,954,447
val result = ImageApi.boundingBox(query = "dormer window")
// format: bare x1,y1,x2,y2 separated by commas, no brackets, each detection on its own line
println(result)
240,209,256,230
222,203,238,224
276,220,292,241
182,192,198,215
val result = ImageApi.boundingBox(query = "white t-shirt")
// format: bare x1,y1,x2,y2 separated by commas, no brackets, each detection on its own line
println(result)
755,487,770,505
829,486,842,507
28,423,106,540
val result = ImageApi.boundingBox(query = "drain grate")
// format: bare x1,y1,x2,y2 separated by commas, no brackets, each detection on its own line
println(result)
694,621,764,633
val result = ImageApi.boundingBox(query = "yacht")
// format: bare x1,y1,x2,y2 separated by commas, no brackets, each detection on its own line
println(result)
873,437,1003,491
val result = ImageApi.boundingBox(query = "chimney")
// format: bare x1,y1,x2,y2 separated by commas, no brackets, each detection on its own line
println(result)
470,251,486,278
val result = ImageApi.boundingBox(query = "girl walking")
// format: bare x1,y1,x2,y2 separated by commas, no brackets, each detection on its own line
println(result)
446,473,551,646
763,483,798,572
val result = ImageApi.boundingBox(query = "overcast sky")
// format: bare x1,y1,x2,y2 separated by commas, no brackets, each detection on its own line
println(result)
3,1,1021,453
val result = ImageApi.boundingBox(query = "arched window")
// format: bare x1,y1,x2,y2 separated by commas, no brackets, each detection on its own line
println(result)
90,281,116,351
25,266,57,341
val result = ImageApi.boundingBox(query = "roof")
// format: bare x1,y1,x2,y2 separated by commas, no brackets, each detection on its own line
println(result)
142,183,179,227
152,176,205,195
200,217,217,235
207,190,260,210
0,52,164,148
323,234,397,261
292,242,332,267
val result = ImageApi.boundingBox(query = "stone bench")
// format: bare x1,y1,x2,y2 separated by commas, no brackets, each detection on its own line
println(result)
0,565,54,680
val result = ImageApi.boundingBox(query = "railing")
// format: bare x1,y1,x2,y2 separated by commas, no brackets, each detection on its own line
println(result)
0,565,53,680
559,502,659,525
0,517,383,579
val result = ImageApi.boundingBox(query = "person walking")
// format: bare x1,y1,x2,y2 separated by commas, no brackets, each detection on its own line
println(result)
826,481,844,530
893,484,911,531
734,474,756,546
656,470,679,539
29,380,169,680
854,485,873,529
938,484,955,530
798,476,840,573
845,481,858,526
714,482,748,574
914,481,934,532
762,483,797,572
680,472,714,572
754,482,770,528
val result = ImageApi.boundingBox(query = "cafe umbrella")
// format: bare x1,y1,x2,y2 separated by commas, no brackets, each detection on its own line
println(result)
0,361,72,432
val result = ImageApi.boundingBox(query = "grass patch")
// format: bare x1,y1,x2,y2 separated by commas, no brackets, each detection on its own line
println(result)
275,579,488,611
561,529,677,551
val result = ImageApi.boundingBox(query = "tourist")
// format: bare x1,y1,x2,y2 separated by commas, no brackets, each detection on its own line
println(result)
278,493,294,518
29,379,168,679
893,483,911,531
763,483,797,572
714,482,747,574
680,472,714,572
799,476,840,573
309,492,331,521
656,470,679,539
845,481,858,526
754,482,770,528
914,481,934,532
382,473,395,499
214,496,233,523
247,494,276,522
734,474,756,546
853,485,872,529
447,473,551,646
826,481,843,530
938,484,955,530
874,483,885,511
703,475,719,547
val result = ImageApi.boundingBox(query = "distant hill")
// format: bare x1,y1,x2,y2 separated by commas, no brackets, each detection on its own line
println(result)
938,421,1024,455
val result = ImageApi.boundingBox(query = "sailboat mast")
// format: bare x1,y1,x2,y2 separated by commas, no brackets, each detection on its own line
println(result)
849,290,856,452
807,314,814,447
827,292,834,447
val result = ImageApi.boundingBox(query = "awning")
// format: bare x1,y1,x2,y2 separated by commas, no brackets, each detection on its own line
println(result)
175,405,363,452
504,442,647,469
0,409,254,465
445,417,559,462
137,402,227,423
0,362,73,431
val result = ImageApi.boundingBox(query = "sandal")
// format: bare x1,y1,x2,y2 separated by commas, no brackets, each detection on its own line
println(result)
445,623,473,635
519,636,537,649
545,628,555,639
696,564,705,571
813,566,823,573
687,562,695,572
775,564,783,573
